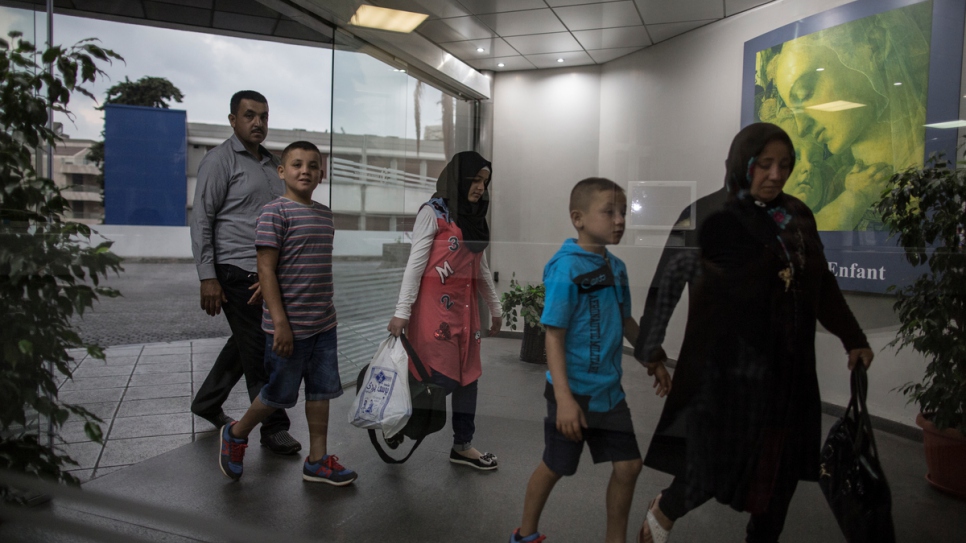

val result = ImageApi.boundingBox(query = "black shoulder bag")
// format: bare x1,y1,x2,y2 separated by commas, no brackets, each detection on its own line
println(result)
819,364,896,543
354,333,447,464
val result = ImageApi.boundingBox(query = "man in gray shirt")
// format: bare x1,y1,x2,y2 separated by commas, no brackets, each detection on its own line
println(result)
190,90,300,455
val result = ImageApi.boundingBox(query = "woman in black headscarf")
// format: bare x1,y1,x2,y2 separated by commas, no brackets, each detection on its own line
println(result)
638,124,874,543
387,151,502,470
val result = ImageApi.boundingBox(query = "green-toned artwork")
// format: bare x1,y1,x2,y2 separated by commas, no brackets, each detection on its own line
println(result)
754,1,932,231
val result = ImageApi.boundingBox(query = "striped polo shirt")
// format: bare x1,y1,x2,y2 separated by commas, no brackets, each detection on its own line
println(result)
255,197,337,339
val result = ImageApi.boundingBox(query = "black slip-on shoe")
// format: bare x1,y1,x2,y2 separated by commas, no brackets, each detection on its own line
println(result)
260,430,302,455
449,448,498,471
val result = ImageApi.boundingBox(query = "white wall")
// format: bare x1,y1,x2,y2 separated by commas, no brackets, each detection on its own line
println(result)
491,0,926,427
90,225,408,260
490,65,604,289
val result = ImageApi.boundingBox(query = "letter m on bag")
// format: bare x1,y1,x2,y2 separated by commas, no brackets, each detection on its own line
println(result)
435,261,455,284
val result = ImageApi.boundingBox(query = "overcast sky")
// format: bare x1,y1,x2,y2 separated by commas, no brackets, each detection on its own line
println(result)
1,6,443,141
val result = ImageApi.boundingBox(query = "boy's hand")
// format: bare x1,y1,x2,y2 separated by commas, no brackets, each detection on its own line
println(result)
648,361,672,398
247,281,263,305
273,324,294,358
556,397,587,442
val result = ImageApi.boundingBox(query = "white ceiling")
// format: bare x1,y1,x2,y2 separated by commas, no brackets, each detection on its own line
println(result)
371,0,779,70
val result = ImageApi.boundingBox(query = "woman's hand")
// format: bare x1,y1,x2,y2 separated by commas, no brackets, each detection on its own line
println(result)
387,317,408,337
648,361,672,398
847,347,874,370
488,316,502,337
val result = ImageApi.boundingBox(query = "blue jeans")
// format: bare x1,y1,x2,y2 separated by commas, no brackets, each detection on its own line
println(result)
260,328,343,409
429,373,478,447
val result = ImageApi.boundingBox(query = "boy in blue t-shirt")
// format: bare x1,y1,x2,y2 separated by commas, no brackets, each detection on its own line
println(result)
218,141,357,486
510,178,671,543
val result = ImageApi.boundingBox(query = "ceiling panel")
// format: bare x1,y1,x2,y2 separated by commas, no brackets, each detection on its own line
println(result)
373,0,470,19
725,0,772,17
212,11,277,34
504,32,583,55
572,26,652,50
418,15,495,42
646,19,715,43
545,0,624,6
477,9,568,37
586,46,644,63
455,0,547,15
634,0,724,24
440,36,518,58
554,1,643,32
524,50,595,69
467,55,537,71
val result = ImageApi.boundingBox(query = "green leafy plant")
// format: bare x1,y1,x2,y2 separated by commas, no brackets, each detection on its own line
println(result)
875,145,966,433
0,31,123,497
500,274,545,331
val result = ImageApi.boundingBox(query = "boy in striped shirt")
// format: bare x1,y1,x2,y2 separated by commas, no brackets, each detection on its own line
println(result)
218,141,357,486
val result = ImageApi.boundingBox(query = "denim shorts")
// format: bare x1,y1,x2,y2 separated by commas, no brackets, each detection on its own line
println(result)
259,327,343,409
542,394,641,477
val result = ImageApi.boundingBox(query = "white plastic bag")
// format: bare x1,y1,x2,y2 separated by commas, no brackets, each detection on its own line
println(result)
349,336,412,439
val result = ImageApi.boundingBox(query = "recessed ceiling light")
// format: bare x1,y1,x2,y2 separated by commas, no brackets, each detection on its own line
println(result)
806,100,866,112
557,58,564,63
925,120,966,129
349,5,428,33
497,63,505,67
476,47,485,53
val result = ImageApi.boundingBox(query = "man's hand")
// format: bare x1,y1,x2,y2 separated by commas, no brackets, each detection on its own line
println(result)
555,396,587,442
273,323,294,358
648,361,672,398
200,279,227,316
388,317,408,337
488,316,502,337
247,281,263,305
848,347,874,370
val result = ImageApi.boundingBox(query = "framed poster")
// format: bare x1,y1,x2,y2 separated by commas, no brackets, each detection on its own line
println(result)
741,0,965,292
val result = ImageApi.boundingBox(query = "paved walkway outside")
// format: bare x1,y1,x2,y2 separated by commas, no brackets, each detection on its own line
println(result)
57,338,240,483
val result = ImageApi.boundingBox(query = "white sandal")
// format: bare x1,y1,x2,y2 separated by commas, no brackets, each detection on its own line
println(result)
638,495,671,543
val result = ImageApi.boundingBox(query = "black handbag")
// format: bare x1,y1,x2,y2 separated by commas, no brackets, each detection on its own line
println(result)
818,364,896,543
355,333,447,464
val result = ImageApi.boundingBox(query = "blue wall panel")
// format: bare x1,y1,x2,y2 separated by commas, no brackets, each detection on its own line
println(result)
104,105,187,226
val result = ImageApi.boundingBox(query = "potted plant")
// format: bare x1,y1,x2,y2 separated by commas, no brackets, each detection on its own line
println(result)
500,274,546,363
875,145,966,498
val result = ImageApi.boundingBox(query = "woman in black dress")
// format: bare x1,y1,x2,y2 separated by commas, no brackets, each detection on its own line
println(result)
638,123,874,543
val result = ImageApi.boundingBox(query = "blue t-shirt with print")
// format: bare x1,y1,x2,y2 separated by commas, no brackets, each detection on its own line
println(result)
540,239,632,412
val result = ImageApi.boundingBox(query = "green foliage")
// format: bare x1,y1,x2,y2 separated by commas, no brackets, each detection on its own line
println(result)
98,75,184,110
875,145,966,433
0,32,123,497
500,273,545,331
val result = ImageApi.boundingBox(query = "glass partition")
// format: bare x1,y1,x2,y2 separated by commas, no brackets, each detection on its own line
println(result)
329,30,480,381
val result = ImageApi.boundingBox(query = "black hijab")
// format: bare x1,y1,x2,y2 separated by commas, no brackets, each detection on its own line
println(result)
433,151,492,253
721,123,814,271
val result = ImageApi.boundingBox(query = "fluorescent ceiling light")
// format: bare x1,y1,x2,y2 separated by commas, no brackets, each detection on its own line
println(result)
806,100,866,112
925,120,966,129
476,47,485,52
557,58,564,63
497,63,505,67
349,5,428,33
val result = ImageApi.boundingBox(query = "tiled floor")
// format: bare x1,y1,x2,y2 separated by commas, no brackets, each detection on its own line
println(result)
57,337,241,483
